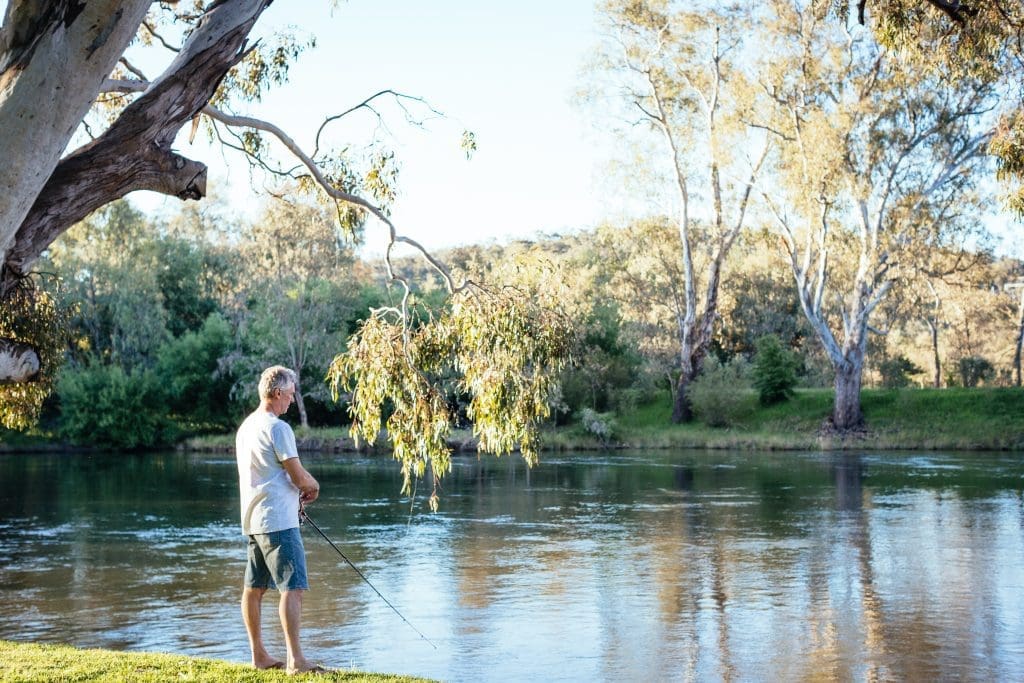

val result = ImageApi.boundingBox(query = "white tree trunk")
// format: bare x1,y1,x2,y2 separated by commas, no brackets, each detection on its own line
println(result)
5,0,273,280
0,0,151,265
1,0,273,387
0,339,40,383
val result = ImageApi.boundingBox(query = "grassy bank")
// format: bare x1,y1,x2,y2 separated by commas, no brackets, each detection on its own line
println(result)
6,387,1024,454
179,387,1024,453
596,386,1024,451
0,641,432,682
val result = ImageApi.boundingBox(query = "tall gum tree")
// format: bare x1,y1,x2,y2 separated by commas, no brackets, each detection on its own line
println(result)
846,1,1024,208
754,1,1003,429
0,2,572,504
587,0,768,422
0,0,271,386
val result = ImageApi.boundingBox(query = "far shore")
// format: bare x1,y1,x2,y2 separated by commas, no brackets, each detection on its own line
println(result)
4,388,1023,455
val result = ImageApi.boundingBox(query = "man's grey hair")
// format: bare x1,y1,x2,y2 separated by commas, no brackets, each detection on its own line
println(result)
258,366,297,400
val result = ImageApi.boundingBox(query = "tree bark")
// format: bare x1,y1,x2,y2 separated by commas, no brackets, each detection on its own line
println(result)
4,0,273,280
672,371,695,423
832,362,865,430
927,317,942,388
0,339,39,383
294,382,309,429
0,0,152,266
1013,286,1024,387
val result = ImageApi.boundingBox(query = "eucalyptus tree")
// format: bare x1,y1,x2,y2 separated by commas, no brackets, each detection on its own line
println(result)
897,245,993,387
0,3,572,503
840,1,1024,211
587,0,769,422
590,219,688,400
234,200,356,429
753,1,1003,429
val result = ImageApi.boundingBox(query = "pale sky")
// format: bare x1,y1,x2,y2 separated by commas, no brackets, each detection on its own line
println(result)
128,0,613,257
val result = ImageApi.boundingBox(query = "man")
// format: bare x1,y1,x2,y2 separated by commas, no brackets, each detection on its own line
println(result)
236,365,324,674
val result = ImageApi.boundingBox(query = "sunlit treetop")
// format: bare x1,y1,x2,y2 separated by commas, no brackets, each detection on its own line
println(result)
830,0,1024,212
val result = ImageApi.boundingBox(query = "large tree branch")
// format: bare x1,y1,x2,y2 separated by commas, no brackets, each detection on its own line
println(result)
5,0,272,276
100,74,471,302
0,0,153,263
923,0,979,25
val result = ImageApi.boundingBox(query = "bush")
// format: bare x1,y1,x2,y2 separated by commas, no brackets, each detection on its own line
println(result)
155,313,238,430
57,364,175,448
687,357,752,427
752,335,799,405
579,408,616,445
958,356,995,388
879,355,923,388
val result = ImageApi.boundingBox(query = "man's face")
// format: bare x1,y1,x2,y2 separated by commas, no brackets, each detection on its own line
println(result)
270,383,296,416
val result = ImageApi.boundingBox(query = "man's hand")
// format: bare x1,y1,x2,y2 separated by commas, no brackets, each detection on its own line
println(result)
300,484,319,504
283,457,320,505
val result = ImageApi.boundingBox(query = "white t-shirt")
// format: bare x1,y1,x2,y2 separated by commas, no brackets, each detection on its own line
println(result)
236,410,300,535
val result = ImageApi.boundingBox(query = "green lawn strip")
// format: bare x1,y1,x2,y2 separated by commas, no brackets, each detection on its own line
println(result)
611,387,1024,451
0,641,433,683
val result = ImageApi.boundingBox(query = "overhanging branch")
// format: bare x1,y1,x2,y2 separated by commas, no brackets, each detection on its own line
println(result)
4,0,272,276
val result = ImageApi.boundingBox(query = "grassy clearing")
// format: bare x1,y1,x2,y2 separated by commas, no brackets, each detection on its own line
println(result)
0,640,432,683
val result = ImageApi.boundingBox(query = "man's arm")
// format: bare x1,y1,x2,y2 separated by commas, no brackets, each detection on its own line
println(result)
282,457,320,504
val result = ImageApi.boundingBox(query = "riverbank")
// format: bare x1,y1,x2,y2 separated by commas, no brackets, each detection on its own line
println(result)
178,387,1024,453
4,387,1023,454
0,640,432,682
591,386,1024,452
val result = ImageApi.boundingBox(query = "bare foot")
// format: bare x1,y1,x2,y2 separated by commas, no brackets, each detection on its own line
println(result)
287,662,331,675
253,656,285,670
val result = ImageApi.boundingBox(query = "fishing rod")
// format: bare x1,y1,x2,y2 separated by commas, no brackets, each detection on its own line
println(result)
300,508,438,650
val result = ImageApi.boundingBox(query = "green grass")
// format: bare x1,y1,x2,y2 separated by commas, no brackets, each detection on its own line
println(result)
0,640,433,682
608,387,1024,451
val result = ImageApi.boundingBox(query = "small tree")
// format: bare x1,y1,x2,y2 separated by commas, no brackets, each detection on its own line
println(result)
878,356,923,389
752,335,799,405
958,356,995,388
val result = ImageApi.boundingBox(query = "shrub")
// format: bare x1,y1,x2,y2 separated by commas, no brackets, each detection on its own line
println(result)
58,364,175,448
958,356,995,388
687,357,752,427
155,313,238,430
879,355,923,388
752,335,799,405
579,408,616,445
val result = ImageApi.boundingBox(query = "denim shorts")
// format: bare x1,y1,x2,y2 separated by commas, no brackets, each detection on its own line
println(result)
244,527,309,591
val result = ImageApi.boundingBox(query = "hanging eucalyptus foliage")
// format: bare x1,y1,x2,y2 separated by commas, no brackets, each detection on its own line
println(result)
0,280,71,430
328,287,575,510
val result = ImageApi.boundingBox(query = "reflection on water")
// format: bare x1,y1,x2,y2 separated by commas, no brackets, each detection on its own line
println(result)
1,450,1023,681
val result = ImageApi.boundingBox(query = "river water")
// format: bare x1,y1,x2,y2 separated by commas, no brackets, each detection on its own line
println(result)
0,450,1022,681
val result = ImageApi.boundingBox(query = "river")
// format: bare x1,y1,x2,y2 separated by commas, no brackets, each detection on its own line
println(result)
0,450,1022,681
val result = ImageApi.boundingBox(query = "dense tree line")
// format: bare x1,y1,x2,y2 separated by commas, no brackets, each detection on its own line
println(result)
24,199,371,446
1,193,1018,449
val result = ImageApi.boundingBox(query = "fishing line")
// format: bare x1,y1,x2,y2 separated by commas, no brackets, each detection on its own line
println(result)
300,508,439,650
